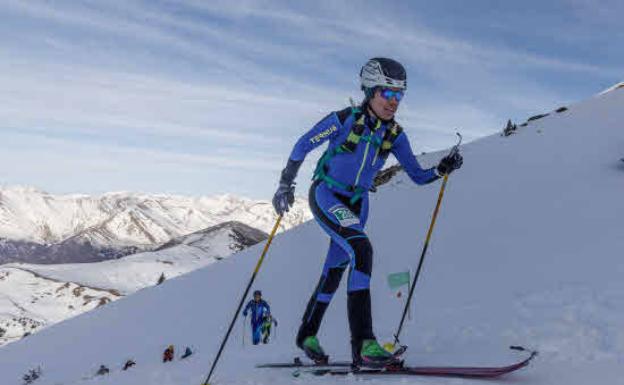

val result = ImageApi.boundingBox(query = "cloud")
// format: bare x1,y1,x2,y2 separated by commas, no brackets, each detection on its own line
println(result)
0,60,330,146
0,0,620,197
0,130,286,197
1,0,349,92
564,0,624,25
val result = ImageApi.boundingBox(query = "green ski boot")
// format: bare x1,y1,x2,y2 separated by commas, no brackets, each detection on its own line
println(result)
359,339,402,368
301,336,328,364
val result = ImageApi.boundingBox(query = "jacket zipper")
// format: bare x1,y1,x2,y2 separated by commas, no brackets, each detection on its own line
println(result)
372,147,380,165
354,140,370,187
354,121,381,187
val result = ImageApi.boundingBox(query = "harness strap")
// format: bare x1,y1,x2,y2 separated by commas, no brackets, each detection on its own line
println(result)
342,113,366,153
379,122,402,158
313,107,402,204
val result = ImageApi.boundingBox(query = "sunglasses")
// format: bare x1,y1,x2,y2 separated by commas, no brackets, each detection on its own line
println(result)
379,88,404,102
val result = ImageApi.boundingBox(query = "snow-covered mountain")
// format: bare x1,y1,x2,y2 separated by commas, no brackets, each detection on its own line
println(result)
0,188,310,264
7,221,269,294
155,221,268,255
0,268,121,347
0,85,623,385
0,221,268,346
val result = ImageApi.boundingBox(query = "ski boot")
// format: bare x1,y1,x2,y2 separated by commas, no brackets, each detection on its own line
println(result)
300,336,328,364
358,339,403,369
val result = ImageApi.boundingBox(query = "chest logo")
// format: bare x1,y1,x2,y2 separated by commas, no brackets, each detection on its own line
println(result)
310,125,338,144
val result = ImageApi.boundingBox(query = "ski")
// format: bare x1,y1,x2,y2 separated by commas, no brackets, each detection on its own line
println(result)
309,350,537,378
258,345,407,369
257,344,407,369
256,356,351,368
258,347,537,379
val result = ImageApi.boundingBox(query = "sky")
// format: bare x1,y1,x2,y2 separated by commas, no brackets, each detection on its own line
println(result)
0,0,622,199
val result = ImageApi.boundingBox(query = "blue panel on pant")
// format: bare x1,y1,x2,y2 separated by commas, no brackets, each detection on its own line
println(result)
348,269,371,292
316,292,334,303
313,215,355,259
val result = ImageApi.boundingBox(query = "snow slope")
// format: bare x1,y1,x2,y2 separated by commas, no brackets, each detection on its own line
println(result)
0,87,623,385
0,222,268,346
0,268,120,347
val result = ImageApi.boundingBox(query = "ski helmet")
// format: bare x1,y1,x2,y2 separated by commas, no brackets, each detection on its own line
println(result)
253,290,262,297
360,58,407,97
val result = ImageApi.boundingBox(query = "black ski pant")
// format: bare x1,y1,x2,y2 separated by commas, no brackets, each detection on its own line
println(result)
297,181,374,355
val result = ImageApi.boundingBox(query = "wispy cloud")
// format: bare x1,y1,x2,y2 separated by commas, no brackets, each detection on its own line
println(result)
0,0,620,198
1,130,285,197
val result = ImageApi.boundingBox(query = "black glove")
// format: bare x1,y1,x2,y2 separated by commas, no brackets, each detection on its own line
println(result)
272,182,295,216
272,159,302,216
437,151,463,176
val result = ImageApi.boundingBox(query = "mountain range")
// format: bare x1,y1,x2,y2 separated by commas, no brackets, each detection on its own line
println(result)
0,187,310,264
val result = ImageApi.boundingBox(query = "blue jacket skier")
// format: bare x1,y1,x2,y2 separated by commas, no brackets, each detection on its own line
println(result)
272,58,463,367
242,290,272,345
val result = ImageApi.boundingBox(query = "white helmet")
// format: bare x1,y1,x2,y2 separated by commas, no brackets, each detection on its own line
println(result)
360,58,407,91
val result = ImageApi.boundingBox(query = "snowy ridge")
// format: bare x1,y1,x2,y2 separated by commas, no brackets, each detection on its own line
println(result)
0,89,623,384
598,81,624,95
0,188,310,264
0,268,120,347
7,221,269,294
155,221,268,254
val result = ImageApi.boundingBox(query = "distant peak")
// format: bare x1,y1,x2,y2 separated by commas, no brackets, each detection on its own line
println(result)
0,185,48,195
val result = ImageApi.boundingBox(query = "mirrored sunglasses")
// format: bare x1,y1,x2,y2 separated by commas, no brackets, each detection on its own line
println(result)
380,88,404,102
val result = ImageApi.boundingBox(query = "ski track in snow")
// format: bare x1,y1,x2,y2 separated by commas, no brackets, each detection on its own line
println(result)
511,284,624,362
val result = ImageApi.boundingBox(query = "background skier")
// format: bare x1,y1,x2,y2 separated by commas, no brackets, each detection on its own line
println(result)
242,290,273,345
272,57,463,367
122,359,136,370
22,367,42,384
96,365,109,376
261,314,278,344
181,346,193,359
163,345,174,362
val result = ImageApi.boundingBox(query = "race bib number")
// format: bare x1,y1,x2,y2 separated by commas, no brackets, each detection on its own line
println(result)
329,205,360,227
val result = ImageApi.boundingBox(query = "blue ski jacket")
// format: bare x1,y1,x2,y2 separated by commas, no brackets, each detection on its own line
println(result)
242,299,271,325
289,107,437,196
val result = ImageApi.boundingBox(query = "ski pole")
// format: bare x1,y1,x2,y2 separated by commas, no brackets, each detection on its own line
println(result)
201,215,283,385
392,133,462,347
242,316,246,347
